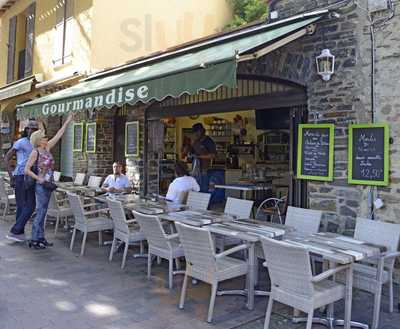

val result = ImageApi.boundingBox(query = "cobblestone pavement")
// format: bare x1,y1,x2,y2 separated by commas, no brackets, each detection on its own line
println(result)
0,219,399,329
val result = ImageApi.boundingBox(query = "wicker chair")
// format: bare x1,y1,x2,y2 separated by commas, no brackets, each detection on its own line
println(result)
132,210,184,289
87,176,102,188
336,218,400,329
107,199,145,269
261,237,351,329
285,206,322,234
186,191,211,211
175,222,249,323
74,173,86,186
215,197,254,251
67,192,113,256
45,192,73,236
0,177,16,220
53,171,61,182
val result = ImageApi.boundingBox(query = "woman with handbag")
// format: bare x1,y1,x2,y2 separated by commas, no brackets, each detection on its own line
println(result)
25,113,74,249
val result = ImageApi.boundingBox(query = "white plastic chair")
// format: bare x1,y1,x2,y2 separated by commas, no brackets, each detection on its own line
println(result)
261,237,351,329
132,210,184,289
0,177,16,220
336,218,400,329
176,222,249,323
45,192,73,236
107,199,146,269
186,191,211,211
67,192,113,256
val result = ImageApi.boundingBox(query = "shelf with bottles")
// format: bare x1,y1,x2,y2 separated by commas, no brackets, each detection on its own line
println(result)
206,119,232,138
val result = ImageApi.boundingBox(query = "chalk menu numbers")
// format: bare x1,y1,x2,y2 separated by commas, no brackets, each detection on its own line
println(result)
86,123,97,153
73,123,83,152
348,124,389,186
125,121,139,157
297,124,334,181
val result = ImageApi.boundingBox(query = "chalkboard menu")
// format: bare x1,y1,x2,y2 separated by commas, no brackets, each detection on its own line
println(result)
125,121,139,156
85,123,97,153
297,124,334,181
348,124,389,186
72,123,83,152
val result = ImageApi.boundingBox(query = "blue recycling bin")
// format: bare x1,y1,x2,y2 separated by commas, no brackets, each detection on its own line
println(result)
207,169,225,204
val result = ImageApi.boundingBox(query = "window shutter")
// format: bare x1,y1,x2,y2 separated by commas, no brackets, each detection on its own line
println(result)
64,0,74,60
6,16,17,84
24,2,36,77
53,1,65,65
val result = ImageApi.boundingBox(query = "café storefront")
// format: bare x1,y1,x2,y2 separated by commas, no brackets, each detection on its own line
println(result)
17,12,325,207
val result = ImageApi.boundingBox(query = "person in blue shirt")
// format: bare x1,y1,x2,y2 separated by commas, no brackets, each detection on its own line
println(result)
5,120,39,242
190,123,216,192
101,162,132,194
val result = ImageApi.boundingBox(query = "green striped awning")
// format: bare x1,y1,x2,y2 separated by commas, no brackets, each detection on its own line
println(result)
17,15,323,119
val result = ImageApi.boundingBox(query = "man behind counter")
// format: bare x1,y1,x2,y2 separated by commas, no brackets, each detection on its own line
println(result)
189,123,216,192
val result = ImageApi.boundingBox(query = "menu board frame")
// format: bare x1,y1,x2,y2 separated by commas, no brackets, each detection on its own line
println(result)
297,123,334,182
348,123,389,186
85,122,97,153
72,122,84,152
125,121,139,157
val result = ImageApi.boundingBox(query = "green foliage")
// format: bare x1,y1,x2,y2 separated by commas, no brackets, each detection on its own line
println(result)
225,0,269,29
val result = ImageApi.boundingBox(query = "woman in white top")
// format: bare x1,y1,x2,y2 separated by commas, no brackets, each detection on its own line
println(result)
166,161,200,203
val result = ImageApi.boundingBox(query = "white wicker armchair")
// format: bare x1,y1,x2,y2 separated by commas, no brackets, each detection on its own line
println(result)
186,191,211,211
215,197,254,251
336,218,400,329
67,192,113,256
175,222,249,323
107,199,145,269
261,237,351,329
0,177,15,220
132,210,184,289
45,192,73,236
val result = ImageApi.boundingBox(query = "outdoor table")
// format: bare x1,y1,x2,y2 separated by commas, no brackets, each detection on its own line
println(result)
282,231,386,329
94,194,186,215
207,220,289,311
214,182,272,199
159,209,236,227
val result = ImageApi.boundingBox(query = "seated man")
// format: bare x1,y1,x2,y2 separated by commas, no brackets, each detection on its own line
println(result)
166,161,200,203
102,162,132,193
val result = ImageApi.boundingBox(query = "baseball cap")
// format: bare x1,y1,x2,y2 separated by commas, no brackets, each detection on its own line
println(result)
192,123,204,132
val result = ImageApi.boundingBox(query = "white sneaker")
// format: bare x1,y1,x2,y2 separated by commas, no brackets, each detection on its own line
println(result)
6,233,26,242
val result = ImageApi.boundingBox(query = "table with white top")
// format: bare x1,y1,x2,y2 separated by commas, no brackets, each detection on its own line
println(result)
214,183,272,199
207,220,289,310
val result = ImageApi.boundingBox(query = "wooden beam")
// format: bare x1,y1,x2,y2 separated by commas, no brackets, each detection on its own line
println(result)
147,90,307,120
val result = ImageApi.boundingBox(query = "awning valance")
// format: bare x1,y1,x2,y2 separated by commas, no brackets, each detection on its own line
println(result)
17,14,324,119
0,74,42,101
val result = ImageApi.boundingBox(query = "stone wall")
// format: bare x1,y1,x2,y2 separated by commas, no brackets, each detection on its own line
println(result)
240,0,400,233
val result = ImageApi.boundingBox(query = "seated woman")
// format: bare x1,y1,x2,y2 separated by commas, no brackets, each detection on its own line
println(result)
166,161,200,203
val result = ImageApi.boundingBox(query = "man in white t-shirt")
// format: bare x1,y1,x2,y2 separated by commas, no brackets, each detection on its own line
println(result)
166,161,200,203
102,162,132,193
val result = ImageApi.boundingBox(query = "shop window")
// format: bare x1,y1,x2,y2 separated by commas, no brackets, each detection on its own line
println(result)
53,0,74,67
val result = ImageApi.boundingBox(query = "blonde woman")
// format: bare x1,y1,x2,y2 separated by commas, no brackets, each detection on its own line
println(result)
25,113,74,249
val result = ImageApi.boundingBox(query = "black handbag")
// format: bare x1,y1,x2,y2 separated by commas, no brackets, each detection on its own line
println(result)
42,181,58,191
24,149,39,190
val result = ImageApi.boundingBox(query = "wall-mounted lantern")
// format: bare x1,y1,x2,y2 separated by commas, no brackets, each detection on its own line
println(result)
316,49,335,81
